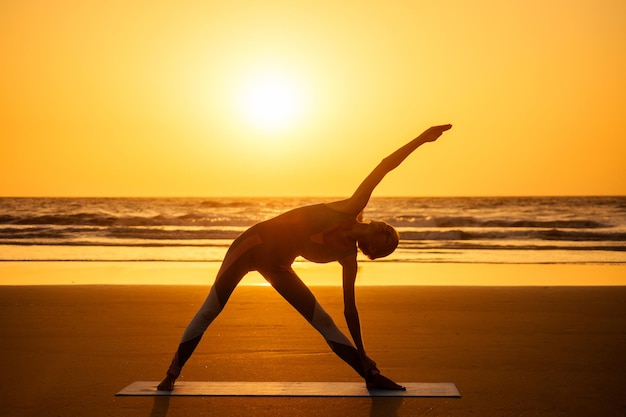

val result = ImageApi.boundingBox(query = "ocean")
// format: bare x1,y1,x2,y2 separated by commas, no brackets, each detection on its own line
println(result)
1,196,625,265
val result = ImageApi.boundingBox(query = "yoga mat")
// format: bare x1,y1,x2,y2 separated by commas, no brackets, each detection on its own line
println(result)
116,381,460,397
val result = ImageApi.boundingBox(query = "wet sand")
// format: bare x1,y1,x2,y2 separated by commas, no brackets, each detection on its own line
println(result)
1,284,625,416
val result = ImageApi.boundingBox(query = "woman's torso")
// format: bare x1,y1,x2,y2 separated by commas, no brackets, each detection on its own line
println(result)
242,203,357,266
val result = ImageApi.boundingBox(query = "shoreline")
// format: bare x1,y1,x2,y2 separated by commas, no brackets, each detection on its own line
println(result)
1,261,625,286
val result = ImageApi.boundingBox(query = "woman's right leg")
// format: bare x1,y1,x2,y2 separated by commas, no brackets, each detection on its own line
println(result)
259,265,405,390
158,235,261,391
258,265,368,378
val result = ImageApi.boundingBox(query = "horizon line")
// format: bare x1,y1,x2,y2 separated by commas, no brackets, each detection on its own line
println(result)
1,194,625,199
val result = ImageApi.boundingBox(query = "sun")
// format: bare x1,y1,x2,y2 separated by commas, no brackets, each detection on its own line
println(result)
234,70,306,132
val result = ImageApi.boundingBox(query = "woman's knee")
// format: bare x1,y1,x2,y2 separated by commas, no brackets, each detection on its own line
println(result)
198,287,223,320
310,302,353,346
310,303,334,329
182,287,223,340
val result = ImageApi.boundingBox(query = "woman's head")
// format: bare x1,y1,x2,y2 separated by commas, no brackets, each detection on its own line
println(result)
357,220,399,260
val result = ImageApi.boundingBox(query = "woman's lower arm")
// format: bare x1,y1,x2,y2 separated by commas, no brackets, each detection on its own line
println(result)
344,309,366,353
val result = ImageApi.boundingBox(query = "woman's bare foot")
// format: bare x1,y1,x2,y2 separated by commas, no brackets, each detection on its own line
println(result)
366,372,406,390
157,373,176,391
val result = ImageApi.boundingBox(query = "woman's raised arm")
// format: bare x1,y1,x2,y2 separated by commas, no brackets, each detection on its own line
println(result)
329,124,452,215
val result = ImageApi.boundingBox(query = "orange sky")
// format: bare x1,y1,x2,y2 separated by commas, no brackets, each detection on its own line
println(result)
1,0,625,197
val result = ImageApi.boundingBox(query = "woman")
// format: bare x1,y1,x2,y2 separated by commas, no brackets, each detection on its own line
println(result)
158,124,452,391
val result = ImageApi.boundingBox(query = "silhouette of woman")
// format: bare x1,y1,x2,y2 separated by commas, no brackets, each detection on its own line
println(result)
158,124,452,391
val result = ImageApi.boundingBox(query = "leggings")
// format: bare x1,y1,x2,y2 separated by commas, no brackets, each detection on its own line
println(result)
165,234,368,379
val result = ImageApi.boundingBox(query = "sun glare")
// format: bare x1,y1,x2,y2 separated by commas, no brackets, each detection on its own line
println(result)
235,70,306,132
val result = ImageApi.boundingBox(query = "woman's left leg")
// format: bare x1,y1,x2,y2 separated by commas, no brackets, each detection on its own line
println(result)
158,234,260,390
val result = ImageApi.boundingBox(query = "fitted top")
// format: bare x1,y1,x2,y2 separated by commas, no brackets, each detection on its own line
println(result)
246,203,358,266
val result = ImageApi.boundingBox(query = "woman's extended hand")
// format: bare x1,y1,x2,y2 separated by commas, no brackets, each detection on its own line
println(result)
360,354,379,375
360,354,406,390
418,124,452,143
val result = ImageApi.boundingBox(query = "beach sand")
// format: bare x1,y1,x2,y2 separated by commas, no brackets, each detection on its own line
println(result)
1,276,625,416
